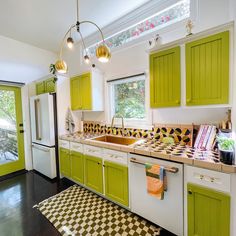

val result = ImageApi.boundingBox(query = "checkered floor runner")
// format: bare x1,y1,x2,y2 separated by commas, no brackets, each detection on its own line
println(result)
36,185,160,236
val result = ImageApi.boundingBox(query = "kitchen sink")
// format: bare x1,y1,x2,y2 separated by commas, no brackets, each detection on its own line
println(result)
91,135,140,146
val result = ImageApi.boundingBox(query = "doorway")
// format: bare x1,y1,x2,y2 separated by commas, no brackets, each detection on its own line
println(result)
0,85,25,176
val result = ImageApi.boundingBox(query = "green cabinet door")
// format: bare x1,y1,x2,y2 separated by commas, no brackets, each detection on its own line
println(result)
104,161,129,206
71,151,84,184
188,183,230,236
45,78,56,93
84,155,103,193
59,148,71,177
81,73,92,110
186,31,229,105
70,76,82,110
36,81,45,95
150,46,181,108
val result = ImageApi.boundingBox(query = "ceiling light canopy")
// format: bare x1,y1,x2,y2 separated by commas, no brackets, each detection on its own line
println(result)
55,0,111,74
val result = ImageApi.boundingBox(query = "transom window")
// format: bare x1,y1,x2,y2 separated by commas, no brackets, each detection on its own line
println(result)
108,74,146,124
87,0,190,56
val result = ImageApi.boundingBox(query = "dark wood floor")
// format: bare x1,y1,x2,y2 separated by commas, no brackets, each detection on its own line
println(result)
0,171,175,236
0,171,74,236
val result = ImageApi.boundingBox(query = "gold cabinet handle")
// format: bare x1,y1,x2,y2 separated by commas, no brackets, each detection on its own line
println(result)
188,189,193,195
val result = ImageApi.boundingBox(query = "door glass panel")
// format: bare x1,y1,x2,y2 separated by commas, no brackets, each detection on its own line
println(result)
0,90,18,165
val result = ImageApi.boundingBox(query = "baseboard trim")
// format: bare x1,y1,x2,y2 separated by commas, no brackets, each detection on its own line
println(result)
0,169,28,182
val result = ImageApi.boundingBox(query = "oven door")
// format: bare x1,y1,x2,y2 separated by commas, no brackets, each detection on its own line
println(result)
129,153,184,236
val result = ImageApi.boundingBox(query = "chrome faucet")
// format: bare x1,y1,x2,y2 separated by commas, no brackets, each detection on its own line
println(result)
111,114,125,136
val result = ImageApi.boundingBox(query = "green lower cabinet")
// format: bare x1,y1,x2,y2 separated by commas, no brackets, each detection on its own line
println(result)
188,183,230,236
84,155,103,194
71,151,84,184
104,161,129,207
59,148,71,177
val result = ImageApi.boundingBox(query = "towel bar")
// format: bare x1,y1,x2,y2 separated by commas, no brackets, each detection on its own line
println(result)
130,158,179,173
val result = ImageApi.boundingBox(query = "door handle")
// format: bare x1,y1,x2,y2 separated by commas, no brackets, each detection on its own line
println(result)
19,123,24,127
188,189,193,195
20,130,24,133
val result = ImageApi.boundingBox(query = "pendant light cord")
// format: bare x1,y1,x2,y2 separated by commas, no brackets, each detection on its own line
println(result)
76,0,79,22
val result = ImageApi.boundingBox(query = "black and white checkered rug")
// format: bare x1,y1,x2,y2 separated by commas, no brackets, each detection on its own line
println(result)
36,185,161,236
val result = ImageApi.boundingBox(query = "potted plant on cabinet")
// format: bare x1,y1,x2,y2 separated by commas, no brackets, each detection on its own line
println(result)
217,136,235,165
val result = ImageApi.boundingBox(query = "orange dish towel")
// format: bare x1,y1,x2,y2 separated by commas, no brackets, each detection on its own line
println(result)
145,163,167,200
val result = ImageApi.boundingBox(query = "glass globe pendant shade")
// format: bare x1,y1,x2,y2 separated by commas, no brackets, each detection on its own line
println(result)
55,60,68,74
96,44,111,63
67,37,74,49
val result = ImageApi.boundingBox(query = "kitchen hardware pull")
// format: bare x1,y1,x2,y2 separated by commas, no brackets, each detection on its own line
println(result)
188,189,192,195
130,158,179,173
32,144,50,152
20,130,24,133
34,99,42,141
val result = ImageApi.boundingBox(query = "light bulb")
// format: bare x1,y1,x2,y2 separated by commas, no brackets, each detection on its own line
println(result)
84,55,90,64
67,37,74,49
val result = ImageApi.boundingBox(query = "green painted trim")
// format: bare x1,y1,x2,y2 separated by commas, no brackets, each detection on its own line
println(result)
150,46,181,108
188,183,230,236
186,31,229,106
0,85,25,176
104,161,129,207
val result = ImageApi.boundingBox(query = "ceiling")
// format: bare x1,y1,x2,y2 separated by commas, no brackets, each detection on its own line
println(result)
0,0,151,53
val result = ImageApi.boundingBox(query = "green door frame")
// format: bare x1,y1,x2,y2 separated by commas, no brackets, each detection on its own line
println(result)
0,85,25,176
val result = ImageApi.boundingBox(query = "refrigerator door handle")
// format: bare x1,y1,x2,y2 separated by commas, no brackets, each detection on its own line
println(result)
34,99,42,140
32,144,50,152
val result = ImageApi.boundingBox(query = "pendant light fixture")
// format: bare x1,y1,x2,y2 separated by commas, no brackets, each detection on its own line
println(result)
55,0,111,74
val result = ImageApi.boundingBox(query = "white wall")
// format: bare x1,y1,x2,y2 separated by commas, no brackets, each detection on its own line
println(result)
62,0,232,128
0,35,57,84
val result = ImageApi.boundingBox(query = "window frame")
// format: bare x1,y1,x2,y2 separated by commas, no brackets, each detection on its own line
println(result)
107,73,152,129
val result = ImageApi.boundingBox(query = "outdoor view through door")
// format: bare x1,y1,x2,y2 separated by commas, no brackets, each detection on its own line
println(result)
0,85,25,176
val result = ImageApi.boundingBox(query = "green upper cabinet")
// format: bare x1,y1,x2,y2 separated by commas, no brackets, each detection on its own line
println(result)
36,81,45,95
36,78,56,95
150,46,181,108
59,148,71,178
70,69,104,111
186,31,229,105
84,155,103,194
44,78,56,93
188,183,230,236
104,161,129,207
71,151,84,184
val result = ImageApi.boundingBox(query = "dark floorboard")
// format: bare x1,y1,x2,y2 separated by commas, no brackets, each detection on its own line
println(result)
0,171,175,236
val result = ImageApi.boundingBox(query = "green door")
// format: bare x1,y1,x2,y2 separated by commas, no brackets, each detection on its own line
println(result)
0,85,25,176
70,76,82,110
186,31,229,105
71,151,84,184
104,161,129,206
150,46,181,108
44,78,56,93
84,155,103,193
81,73,92,110
59,148,71,177
188,183,230,236
36,81,45,95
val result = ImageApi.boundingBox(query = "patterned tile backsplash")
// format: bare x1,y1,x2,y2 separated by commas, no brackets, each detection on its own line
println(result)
83,121,194,146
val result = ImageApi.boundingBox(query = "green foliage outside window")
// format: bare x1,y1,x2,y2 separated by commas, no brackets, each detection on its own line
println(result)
0,90,16,125
114,80,145,119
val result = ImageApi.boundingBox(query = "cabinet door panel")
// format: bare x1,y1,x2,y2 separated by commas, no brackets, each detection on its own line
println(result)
84,155,103,193
81,73,92,110
70,76,82,110
104,161,128,206
188,183,230,236
59,148,71,177
71,151,84,184
186,31,229,105
45,78,56,93
150,46,181,108
36,82,45,95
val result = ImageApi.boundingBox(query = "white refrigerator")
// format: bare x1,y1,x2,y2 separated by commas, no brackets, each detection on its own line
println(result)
30,93,57,179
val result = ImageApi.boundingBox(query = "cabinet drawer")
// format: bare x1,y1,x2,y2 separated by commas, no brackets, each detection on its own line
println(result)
103,149,128,166
59,139,70,149
70,142,83,153
185,165,231,193
84,145,102,157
